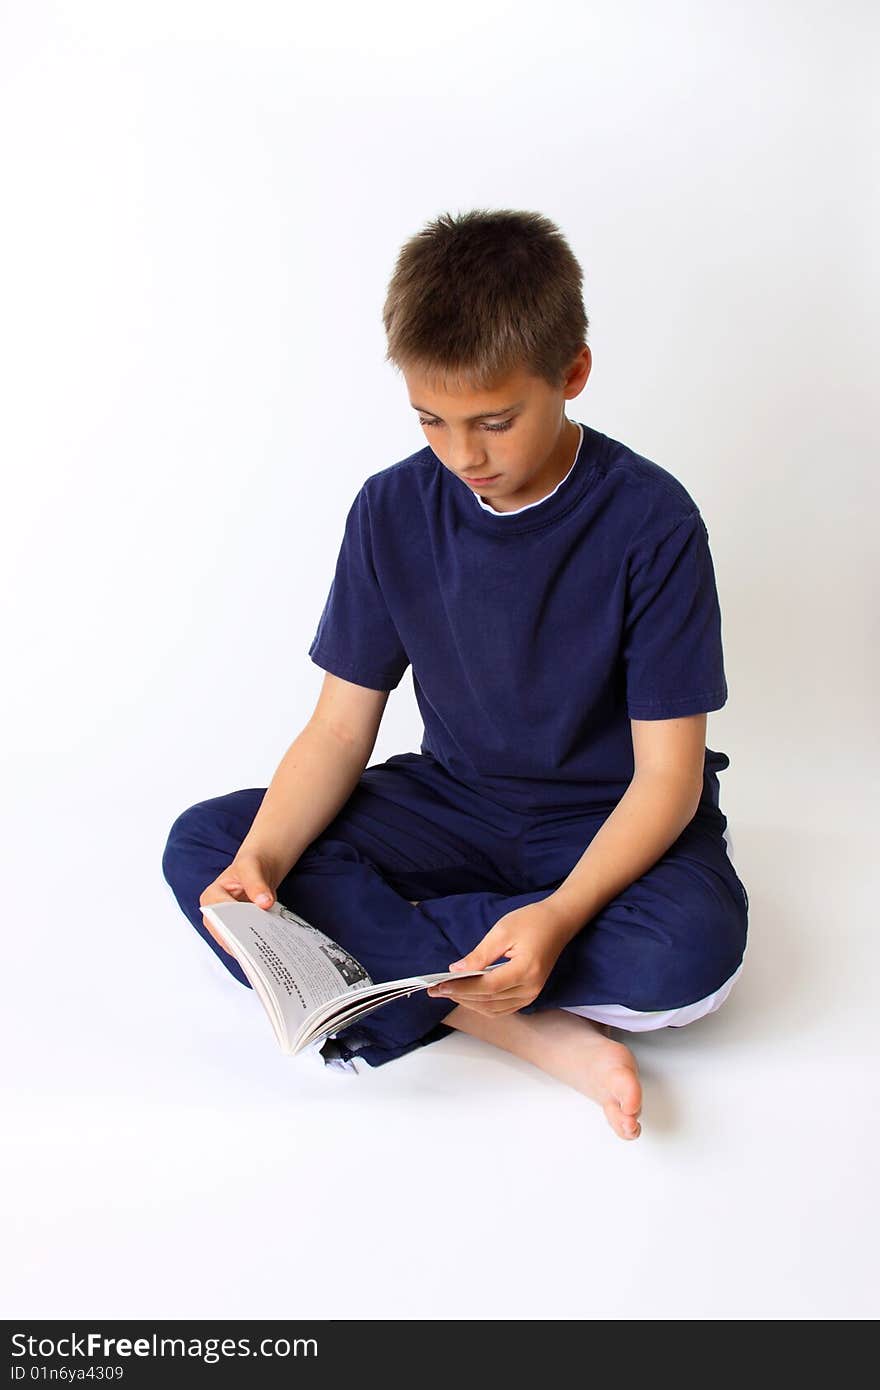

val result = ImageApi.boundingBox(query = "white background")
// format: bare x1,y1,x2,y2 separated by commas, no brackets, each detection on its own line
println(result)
2,0,877,1321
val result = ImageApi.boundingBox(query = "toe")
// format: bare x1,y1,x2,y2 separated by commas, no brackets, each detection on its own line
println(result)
609,1064,642,1118
604,1100,641,1140
602,1063,643,1139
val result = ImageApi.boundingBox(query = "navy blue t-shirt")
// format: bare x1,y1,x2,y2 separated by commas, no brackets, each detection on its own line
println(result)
308,421,731,824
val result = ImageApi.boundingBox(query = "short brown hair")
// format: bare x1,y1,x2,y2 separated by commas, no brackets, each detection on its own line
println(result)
382,208,589,394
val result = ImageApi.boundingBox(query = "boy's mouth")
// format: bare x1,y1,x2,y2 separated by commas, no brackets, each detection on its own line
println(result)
462,474,501,486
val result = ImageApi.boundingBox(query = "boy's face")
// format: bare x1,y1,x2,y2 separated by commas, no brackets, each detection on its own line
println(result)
404,350,591,513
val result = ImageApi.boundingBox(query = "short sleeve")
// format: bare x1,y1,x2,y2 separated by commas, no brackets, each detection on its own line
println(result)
308,485,411,692
622,509,728,719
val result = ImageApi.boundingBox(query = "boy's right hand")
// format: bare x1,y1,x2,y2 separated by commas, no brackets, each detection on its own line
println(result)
199,852,281,954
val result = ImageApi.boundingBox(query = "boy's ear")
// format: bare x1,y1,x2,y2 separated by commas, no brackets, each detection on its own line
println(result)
566,344,592,393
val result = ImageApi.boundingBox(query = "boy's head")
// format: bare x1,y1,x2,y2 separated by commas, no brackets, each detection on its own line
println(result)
382,208,592,513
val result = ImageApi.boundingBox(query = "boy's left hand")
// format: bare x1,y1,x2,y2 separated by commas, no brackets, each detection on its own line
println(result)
426,900,571,1017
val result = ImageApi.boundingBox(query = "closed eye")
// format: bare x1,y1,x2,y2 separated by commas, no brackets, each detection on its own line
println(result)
419,418,514,433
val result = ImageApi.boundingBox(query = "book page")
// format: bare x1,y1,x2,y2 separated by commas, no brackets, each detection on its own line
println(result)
296,963,509,1052
201,901,374,1048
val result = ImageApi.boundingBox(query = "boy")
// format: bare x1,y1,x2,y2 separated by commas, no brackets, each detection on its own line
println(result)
162,209,749,1142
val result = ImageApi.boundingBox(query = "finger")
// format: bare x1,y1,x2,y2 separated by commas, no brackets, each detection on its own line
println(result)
203,919,234,953
241,882,275,908
433,988,524,1003
223,874,273,907
199,894,238,951
429,975,523,1000
435,966,516,991
448,936,512,975
458,998,531,1017
201,886,240,905
436,986,535,1007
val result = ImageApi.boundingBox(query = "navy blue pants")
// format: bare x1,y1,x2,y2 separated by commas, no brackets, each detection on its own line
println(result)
161,751,749,1069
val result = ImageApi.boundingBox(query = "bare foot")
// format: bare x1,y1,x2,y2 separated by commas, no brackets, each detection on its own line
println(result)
443,1005,643,1140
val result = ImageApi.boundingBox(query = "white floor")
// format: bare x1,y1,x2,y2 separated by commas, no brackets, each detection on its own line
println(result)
2,0,876,1327
3,816,877,1321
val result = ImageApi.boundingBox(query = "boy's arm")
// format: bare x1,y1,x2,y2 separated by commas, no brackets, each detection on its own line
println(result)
543,714,708,947
237,672,390,883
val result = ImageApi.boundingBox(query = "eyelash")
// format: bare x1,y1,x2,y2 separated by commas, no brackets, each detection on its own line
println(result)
419,418,514,434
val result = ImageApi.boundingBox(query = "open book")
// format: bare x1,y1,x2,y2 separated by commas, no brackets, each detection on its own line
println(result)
200,899,504,1059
